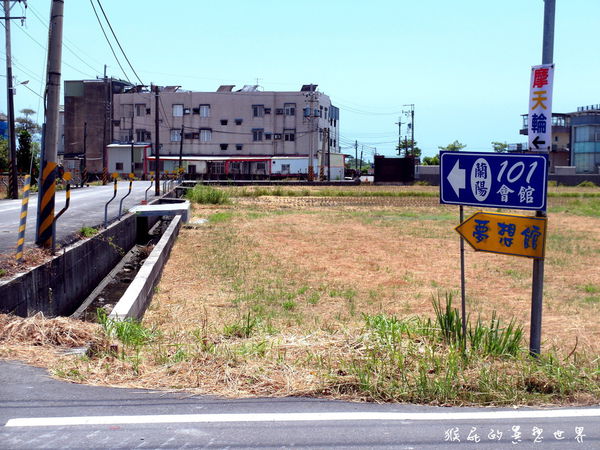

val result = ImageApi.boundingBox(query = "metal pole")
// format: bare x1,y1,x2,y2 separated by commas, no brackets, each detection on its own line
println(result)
4,0,19,199
178,124,184,171
130,139,135,175
154,84,160,196
36,0,64,248
530,0,554,358
411,107,415,157
81,121,87,187
459,205,467,342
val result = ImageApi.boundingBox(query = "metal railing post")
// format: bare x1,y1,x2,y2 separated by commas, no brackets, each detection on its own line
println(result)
52,172,72,255
118,174,134,220
104,175,118,228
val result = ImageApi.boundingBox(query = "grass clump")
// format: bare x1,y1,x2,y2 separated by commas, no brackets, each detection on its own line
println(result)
186,184,230,204
78,226,98,238
329,294,597,405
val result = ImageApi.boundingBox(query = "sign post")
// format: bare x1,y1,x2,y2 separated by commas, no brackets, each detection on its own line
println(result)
440,150,549,356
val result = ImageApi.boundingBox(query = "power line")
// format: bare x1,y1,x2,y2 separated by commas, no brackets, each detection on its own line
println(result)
96,0,144,86
89,0,131,84
27,4,103,76
14,25,96,78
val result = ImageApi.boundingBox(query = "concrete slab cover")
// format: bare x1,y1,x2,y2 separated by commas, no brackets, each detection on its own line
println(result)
129,201,190,222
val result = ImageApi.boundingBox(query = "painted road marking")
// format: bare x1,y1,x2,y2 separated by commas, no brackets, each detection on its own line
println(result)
5,409,600,427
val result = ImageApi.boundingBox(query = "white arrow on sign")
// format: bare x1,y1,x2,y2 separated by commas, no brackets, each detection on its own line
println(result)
447,160,465,197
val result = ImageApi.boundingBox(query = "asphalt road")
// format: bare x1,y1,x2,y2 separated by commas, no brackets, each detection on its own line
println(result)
0,181,160,254
0,361,598,449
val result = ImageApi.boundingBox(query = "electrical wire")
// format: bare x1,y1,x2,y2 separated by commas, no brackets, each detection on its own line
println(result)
14,25,96,78
26,4,103,76
89,0,131,84
96,0,144,86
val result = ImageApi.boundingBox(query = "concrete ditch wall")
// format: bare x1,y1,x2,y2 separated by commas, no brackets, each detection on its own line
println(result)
0,214,149,317
110,215,182,320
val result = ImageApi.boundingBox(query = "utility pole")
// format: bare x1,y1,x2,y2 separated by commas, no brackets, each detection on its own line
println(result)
305,86,319,182
80,121,87,187
530,0,554,357
154,84,160,196
102,64,109,184
35,0,63,248
403,104,415,157
395,117,402,156
327,128,331,182
3,0,26,199
178,124,184,171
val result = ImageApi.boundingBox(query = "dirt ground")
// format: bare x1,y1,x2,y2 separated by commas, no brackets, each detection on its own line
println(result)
149,198,600,356
1,189,599,404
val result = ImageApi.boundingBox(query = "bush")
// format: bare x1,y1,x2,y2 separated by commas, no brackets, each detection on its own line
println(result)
186,185,230,204
577,180,597,188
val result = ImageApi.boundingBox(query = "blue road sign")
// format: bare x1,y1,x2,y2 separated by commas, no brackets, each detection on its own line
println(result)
440,151,548,210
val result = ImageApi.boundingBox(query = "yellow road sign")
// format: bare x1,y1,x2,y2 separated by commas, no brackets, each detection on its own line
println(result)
455,211,547,259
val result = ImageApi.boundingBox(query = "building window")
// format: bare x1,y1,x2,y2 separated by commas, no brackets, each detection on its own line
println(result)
264,108,271,114
121,104,133,118
252,128,264,141
284,129,295,142
120,130,132,142
172,104,184,117
235,118,243,125
199,128,212,142
185,132,199,140
170,129,182,142
220,143,228,150
135,104,146,116
220,119,228,126
115,162,124,171
265,133,272,140
136,129,150,142
281,164,290,174
236,144,243,151
252,105,264,117
199,104,210,117
284,103,296,116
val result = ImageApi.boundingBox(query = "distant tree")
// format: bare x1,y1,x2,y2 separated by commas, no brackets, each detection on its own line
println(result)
345,155,370,171
396,139,422,158
422,155,440,165
0,139,8,172
17,129,40,178
15,109,41,135
491,141,509,153
438,140,466,152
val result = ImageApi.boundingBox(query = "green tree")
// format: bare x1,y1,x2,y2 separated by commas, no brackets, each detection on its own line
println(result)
396,139,422,158
15,109,41,135
0,139,8,172
17,129,40,178
421,154,440,165
491,141,508,153
438,140,466,152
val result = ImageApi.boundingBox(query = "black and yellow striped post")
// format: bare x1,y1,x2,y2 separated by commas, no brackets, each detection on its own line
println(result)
52,172,72,255
102,167,108,185
15,175,32,262
35,161,57,248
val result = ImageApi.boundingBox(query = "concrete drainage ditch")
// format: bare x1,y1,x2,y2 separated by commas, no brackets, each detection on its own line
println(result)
0,198,189,321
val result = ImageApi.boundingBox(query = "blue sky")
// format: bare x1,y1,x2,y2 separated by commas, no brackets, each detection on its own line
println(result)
2,0,600,160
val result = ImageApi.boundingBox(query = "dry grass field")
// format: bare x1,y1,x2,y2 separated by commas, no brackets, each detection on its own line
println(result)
1,184,599,406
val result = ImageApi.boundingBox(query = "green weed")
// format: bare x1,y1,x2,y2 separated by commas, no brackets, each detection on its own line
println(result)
186,185,230,204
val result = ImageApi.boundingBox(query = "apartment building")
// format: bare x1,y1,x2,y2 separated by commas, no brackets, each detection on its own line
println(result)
110,84,340,177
